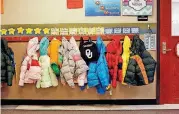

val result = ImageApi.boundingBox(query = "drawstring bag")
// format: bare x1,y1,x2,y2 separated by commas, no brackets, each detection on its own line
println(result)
79,37,99,65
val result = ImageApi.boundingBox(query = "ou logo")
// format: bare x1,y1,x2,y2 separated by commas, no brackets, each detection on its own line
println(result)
86,49,93,59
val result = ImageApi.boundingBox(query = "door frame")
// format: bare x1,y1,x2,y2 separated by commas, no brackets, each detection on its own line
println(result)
159,0,179,104
156,0,160,105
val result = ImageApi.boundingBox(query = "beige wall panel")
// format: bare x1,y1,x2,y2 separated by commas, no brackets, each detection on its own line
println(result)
1,0,157,25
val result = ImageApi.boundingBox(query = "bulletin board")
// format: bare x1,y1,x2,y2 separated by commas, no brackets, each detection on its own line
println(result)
1,0,159,105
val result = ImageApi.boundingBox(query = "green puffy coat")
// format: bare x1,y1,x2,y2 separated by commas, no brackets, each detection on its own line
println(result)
124,35,156,86
1,39,15,86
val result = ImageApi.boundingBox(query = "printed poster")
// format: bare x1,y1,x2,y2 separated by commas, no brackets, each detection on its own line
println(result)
122,0,153,16
67,0,83,9
85,0,121,16
144,33,156,50
1,0,4,14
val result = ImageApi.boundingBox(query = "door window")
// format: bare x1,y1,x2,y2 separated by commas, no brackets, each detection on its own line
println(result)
172,0,179,36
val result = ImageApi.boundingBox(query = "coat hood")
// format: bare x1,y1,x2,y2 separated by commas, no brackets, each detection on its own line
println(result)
60,37,71,59
27,37,39,56
131,35,146,55
69,36,80,54
106,38,122,54
96,36,106,53
69,37,80,51
123,36,131,53
1,38,9,52
61,37,69,53
50,38,61,46
40,37,49,56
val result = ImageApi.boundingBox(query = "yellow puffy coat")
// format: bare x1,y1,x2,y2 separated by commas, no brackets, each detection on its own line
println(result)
121,36,131,85
48,38,61,65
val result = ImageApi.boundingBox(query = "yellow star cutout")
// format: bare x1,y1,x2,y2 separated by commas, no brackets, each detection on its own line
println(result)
34,28,41,34
43,28,50,34
26,28,33,34
1,29,7,35
8,28,16,35
17,27,24,34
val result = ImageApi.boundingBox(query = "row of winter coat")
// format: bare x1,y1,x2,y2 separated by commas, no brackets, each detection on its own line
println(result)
1,35,156,95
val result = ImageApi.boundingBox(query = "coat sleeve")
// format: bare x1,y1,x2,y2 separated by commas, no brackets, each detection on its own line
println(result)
111,55,118,88
49,67,58,87
76,58,88,86
58,46,65,84
5,55,14,86
106,53,113,88
68,54,75,75
47,46,50,56
1,53,6,83
124,57,137,85
58,46,63,68
141,51,157,83
77,64,88,86
97,55,110,88
61,57,75,87
77,72,86,86
87,62,99,88
19,56,30,86
60,72,65,85
36,80,41,88
36,56,42,88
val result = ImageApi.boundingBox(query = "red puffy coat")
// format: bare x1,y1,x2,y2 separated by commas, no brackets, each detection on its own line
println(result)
106,39,123,88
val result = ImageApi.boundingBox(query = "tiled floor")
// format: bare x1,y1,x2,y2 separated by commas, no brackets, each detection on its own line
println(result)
1,110,179,114
2,105,179,114
2,105,179,110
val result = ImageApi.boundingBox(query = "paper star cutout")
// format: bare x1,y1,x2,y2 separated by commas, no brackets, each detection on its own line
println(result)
17,27,24,34
1,29,7,35
43,28,50,34
8,28,16,35
26,28,33,34
34,28,41,34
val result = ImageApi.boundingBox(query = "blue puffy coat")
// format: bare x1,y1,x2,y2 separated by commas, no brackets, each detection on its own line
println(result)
87,37,110,94
87,62,99,87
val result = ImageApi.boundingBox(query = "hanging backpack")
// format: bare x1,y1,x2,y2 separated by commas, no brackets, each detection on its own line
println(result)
79,37,99,65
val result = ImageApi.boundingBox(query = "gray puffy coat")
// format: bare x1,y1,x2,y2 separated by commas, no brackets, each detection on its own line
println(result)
60,37,88,87
60,37,75,87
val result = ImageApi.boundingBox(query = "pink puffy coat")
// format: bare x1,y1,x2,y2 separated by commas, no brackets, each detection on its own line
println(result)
69,37,88,86
19,37,41,86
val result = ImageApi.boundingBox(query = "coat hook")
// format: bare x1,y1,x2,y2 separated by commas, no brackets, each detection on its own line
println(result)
148,24,150,30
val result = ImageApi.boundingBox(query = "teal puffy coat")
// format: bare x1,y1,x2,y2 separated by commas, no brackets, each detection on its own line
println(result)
36,37,58,88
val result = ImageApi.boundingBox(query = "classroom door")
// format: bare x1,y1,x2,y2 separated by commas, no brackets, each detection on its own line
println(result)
160,0,179,104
